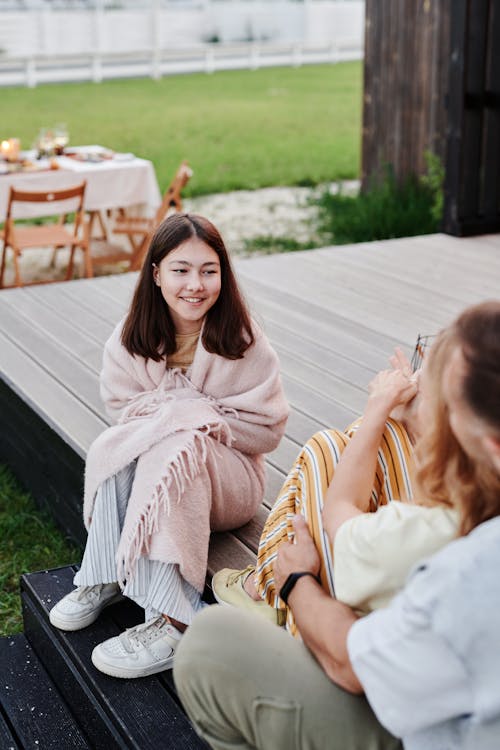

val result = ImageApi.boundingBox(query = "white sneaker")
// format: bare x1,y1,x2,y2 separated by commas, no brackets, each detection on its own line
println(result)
49,583,123,631
91,616,182,678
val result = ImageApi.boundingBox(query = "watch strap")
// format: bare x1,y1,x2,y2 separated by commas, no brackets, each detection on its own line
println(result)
279,571,320,606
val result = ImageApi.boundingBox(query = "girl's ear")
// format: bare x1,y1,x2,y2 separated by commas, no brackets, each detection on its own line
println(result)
152,263,160,286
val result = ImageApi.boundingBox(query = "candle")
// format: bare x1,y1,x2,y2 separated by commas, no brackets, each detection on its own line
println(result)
0,138,20,162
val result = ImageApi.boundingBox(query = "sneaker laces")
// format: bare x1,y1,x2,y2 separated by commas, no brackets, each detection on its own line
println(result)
120,616,171,652
226,565,255,588
75,585,103,602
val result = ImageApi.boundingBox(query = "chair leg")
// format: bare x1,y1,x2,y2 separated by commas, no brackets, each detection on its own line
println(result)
88,210,108,241
66,246,76,281
50,245,64,268
82,219,93,279
12,248,22,288
82,245,94,279
124,232,142,254
129,236,150,271
96,211,108,241
0,244,7,288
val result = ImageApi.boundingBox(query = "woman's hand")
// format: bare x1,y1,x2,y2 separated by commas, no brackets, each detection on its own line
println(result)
274,515,321,592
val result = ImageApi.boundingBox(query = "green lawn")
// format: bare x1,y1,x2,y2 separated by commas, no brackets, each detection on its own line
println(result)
0,464,81,636
1,63,362,195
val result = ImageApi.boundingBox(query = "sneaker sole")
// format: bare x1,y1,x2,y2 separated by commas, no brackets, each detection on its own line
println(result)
91,648,175,679
212,588,229,606
49,592,123,632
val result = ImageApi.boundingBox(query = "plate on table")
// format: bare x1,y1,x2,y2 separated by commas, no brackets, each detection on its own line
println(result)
113,152,135,162
64,146,114,163
0,159,52,174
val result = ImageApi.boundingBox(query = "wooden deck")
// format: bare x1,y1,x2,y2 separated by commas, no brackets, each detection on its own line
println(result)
0,231,498,749
0,231,499,570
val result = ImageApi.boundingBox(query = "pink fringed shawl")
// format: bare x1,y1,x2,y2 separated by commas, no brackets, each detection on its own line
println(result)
83,320,289,592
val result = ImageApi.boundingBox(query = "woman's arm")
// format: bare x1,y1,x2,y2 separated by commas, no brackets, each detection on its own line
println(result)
274,515,363,693
322,367,418,544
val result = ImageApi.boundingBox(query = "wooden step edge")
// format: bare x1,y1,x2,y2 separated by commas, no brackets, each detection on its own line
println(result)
21,569,207,749
0,702,21,750
0,632,91,749
21,595,128,750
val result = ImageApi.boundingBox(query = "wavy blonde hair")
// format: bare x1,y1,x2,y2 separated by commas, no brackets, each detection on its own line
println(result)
414,301,500,536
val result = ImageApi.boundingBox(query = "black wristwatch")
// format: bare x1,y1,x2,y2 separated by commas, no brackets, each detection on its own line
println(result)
279,571,319,606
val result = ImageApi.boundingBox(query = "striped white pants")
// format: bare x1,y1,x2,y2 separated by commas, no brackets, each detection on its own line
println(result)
73,462,205,624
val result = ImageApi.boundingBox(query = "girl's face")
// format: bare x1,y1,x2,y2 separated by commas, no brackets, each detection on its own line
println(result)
153,237,221,334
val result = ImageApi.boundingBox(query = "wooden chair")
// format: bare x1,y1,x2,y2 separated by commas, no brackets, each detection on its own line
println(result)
94,161,193,272
0,183,90,289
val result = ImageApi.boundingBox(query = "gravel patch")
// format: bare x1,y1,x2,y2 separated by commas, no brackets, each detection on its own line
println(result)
1,181,359,286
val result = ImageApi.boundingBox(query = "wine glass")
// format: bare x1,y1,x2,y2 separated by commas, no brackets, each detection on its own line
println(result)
37,128,55,158
54,123,69,155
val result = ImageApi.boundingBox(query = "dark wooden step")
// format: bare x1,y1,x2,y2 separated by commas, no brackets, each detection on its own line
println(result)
20,566,207,750
0,632,91,749
0,710,20,750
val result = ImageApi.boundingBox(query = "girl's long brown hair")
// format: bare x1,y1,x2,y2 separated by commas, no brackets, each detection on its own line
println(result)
415,301,500,535
121,213,254,361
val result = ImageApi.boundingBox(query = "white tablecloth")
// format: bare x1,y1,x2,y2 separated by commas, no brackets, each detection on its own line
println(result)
0,151,162,220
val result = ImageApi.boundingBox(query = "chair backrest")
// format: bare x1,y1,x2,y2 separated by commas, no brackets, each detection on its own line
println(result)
6,182,86,216
4,182,87,242
154,161,193,225
5,182,86,226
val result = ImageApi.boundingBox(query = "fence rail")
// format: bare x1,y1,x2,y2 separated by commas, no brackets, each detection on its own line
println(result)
0,40,363,87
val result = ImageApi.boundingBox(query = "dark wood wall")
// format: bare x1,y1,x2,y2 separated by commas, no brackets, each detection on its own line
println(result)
362,0,451,187
443,0,500,235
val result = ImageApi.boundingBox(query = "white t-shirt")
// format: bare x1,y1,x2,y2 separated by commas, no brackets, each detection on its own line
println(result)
334,501,458,613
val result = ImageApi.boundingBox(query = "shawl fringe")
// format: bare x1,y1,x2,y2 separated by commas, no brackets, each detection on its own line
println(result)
116,420,232,586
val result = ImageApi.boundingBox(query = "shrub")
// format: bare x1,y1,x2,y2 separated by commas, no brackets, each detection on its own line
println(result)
421,150,445,226
317,165,440,245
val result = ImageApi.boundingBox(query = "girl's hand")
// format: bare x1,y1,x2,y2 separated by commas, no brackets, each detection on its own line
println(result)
387,347,422,440
367,367,418,414
389,347,413,376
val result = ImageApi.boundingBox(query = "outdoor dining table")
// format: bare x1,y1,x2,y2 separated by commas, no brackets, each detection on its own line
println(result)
0,147,162,220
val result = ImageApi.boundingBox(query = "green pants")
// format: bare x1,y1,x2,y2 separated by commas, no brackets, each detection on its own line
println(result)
174,606,402,750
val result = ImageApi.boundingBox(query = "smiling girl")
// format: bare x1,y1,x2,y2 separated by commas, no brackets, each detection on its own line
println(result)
49,213,289,679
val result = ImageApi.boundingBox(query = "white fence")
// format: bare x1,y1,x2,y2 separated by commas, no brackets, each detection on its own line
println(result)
0,1,364,86
0,40,363,86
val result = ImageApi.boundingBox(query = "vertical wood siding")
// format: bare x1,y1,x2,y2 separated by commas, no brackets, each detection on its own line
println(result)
443,0,500,235
362,0,451,187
